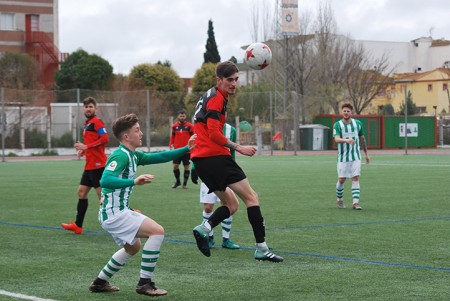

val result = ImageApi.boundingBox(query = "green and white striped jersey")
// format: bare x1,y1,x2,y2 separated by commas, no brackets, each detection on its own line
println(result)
99,144,189,223
333,118,364,163
223,123,236,159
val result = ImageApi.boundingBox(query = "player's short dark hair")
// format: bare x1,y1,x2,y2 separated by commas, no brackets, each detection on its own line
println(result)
341,103,353,111
216,61,239,78
177,110,186,115
83,96,97,107
112,113,139,140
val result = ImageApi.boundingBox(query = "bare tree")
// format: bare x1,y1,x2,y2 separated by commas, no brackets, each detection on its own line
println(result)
249,0,275,42
248,0,394,117
312,1,394,114
313,1,348,114
288,10,316,123
344,48,395,114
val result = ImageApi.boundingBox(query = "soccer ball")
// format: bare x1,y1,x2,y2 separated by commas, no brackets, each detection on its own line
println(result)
244,42,272,70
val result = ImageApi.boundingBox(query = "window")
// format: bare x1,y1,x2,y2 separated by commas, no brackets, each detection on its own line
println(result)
443,83,448,91
0,13,15,30
416,106,427,114
428,84,433,92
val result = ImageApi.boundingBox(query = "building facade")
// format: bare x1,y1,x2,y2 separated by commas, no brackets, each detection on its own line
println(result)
0,0,66,88
371,68,450,116
358,36,450,74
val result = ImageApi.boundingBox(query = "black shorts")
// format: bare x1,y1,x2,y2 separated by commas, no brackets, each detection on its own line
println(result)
173,153,191,165
80,168,104,188
192,156,246,193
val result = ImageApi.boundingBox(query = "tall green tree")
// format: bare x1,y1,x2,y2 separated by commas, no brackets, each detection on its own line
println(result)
397,91,417,116
55,49,113,91
203,19,221,64
0,52,39,89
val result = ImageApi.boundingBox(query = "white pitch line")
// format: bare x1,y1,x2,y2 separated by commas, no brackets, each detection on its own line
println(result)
0,290,58,301
371,162,450,167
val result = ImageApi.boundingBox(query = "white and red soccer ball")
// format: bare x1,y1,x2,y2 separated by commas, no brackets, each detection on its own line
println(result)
244,42,272,70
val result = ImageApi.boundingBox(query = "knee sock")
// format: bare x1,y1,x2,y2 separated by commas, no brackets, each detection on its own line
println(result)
352,181,360,204
98,248,132,281
207,206,230,230
247,206,265,243
173,169,180,183
75,199,88,228
221,216,233,240
140,234,164,279
183,170,190,185
202,210,214,237
336,182,344,201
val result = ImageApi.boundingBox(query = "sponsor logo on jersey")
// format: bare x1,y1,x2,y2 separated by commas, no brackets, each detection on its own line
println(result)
106,161,117,171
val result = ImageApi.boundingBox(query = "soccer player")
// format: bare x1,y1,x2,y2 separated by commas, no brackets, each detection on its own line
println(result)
191,61,283,262
88,113,196,297
333,103,370,210
61,97,108,234
169,110,194,189
197,123,240,250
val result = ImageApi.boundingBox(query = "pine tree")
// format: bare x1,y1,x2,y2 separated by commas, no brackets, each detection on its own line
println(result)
203,19,221,64
397,91,417,116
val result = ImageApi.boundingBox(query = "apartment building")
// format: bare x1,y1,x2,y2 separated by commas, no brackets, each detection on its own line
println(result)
0,0,66,88
358,36,450,74
369,68,450,115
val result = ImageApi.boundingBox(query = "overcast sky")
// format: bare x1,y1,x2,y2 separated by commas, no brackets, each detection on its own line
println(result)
58,0,450,78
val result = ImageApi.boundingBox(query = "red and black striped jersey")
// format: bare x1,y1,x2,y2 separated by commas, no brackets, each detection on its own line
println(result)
191,86,230,158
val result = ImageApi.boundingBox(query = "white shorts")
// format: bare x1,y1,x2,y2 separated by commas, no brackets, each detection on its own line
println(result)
200,182,220,204
337,160,361,178
99,208,146,247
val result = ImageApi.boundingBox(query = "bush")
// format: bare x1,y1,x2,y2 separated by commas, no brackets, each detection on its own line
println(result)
4,127,47,148
150,128,170,146
381,104,395,116
25,128,47,148
31,149,58,156
51,132,74,147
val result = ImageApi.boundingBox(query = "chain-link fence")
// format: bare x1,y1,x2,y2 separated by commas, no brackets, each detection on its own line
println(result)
1,87,448,159
1,88,312,158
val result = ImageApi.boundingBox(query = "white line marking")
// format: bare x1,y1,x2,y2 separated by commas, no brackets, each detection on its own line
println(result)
371,163,450,167
0,290,58,301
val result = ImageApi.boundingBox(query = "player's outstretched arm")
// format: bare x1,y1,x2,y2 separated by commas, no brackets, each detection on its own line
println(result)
100,173,134,189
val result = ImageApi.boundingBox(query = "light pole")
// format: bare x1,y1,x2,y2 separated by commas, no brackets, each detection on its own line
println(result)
394,78,414,155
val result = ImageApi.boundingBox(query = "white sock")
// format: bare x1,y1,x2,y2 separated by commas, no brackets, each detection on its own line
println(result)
256,242,268,251
202,210,214,236
336,181,344,201
140,234,164,279
352,181,360,204
221,216,233,239
98,248,132,281
203,221,212,232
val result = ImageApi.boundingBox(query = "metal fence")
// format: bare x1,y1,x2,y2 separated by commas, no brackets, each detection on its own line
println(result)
1,88,313,158
1,87,448,159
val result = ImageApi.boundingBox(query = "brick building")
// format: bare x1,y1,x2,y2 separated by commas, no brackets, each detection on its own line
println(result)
0,0,66,88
